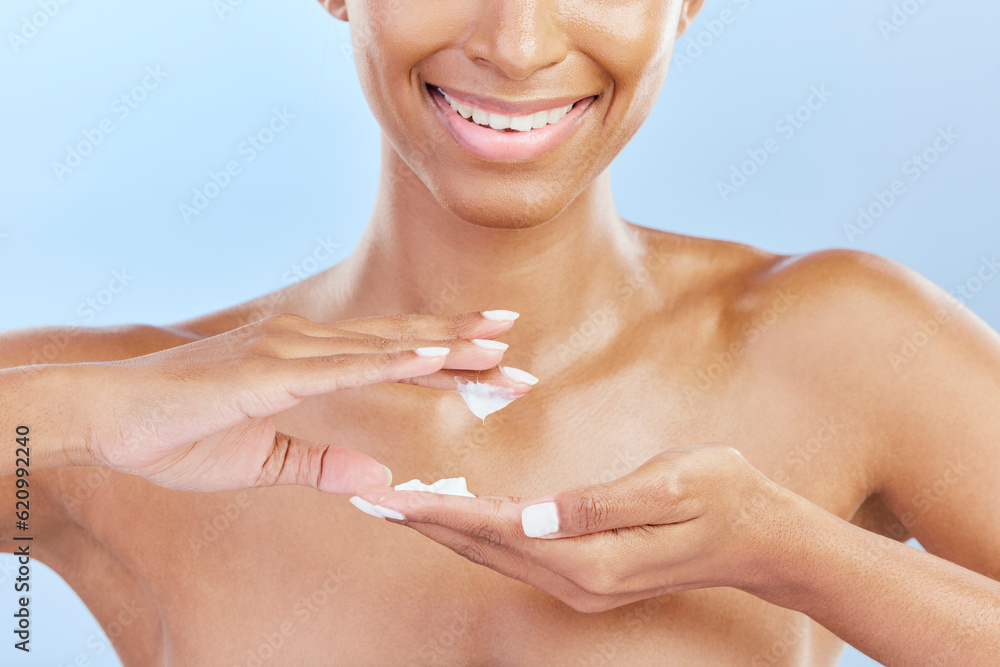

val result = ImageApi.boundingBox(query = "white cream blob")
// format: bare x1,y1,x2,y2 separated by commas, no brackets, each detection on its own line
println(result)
454,377,520,422
394,477,476,498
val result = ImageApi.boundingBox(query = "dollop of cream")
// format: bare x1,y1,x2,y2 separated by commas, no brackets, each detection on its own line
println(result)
394,477,476,498
454,377,520,422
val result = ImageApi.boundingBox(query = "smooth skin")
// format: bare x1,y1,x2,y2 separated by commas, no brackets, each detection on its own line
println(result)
3,0,1000,664
2,312,534,490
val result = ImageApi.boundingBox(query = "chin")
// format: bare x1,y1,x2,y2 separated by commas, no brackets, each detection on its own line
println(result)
435,186,571,230
416,160,581,230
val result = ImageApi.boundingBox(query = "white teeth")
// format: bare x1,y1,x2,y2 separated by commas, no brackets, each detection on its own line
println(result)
510,114,534,131
489,114,511,130
546,107,565,124
437,86,574,132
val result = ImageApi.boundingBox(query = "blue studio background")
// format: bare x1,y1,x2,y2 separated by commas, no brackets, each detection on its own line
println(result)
1,0,998,665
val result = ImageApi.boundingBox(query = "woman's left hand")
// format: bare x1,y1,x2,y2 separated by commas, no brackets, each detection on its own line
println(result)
352,443,800,613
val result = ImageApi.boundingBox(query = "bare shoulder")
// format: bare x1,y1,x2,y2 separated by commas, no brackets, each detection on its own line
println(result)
729,245,999,482
730,246,997,370
738,249,1000,575
702,244,998,397
645,227,998,426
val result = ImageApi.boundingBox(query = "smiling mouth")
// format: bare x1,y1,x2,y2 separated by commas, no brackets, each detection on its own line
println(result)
425,82,600,162
425,84,594,133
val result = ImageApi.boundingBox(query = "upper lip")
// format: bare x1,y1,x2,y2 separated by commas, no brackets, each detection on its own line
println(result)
429,83,596,117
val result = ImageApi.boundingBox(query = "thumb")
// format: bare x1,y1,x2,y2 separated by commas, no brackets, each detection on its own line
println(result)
520,461,683,539
257,432,392,494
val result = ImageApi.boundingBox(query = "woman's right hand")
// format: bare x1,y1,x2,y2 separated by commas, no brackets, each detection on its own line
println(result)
36,310,531,494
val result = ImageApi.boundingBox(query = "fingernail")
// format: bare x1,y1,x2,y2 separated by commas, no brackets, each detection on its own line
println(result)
522,502,560,538
373,505,406,521
415,347,451,357
350,496,385,519
482,310,520,322
471,338,509,351
381,464,393,486
501,366,539,385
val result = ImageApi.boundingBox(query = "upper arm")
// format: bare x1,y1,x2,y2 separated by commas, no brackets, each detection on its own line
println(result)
862,261,1000,581
0,323,199,367
758,249,1000,581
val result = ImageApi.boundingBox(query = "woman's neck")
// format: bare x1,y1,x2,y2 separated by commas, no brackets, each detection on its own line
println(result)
316,141,655,369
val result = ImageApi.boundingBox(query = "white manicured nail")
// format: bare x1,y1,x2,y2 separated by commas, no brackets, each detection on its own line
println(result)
373,505,406,521
501,366,539,385
471,339,509,351
482,310,520,321
522,502,560,538
381,465,393,486
350,496,385,519
415,347,451,357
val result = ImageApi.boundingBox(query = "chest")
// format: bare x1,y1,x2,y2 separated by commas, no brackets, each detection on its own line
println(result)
282,361,868,512
83,363,866,665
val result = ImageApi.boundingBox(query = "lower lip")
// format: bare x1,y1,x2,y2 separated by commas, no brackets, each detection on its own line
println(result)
427,85,597,162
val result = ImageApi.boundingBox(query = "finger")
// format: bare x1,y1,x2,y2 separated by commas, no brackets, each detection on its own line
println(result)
325,311,520,341
354,488,527,545
257,433,392,494
263,333,510,371
349,487,544,568
520,459,694,539
397,365,540,392
392,519,588,601
355,496,637,608
277,349,451,397
359,488,632,574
